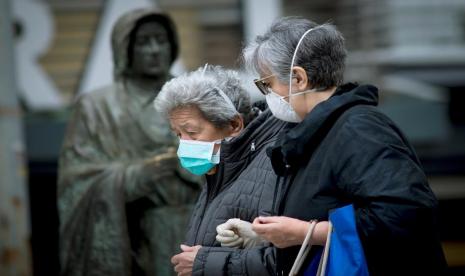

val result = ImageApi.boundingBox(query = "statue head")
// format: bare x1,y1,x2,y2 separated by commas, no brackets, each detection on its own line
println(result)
111,9,179,79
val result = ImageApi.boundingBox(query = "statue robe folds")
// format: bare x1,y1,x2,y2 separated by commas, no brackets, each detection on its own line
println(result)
58,80,201,276
58,9,200,275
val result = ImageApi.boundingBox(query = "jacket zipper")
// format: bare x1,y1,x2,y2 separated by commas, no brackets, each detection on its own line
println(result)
275,164,292,276
271,176,281,215
194,175,211,245
194,179,214,244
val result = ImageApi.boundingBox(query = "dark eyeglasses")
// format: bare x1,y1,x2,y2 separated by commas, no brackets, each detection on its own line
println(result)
253,74,274,95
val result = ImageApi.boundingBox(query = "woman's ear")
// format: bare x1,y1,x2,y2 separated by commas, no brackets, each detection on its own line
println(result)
292,66,310,91
229,115,244,137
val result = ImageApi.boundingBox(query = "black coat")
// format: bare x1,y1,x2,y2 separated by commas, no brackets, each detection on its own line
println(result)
184,110,290,275
268,83,447,276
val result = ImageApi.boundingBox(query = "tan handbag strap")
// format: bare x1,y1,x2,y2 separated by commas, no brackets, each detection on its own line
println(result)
316,221,333,276
289,220,318,276
289,221,333,276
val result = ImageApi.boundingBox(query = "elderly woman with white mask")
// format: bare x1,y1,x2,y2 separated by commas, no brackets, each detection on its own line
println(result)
217,17,446,275
154,65,290,276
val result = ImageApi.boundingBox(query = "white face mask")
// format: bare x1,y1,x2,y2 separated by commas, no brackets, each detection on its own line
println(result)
266,90,312,123
265,26,321,123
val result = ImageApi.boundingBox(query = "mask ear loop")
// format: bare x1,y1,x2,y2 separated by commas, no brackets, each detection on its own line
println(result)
200,64,238,115
288,26,321,97
201,63,209,77
215,87,239,115
214,87,240,146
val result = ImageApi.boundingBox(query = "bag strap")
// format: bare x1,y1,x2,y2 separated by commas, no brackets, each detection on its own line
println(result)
316,221,333,276
289,220,318,276
289,220,333,276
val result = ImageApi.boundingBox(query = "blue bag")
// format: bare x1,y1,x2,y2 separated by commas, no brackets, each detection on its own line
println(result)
293,205,369,276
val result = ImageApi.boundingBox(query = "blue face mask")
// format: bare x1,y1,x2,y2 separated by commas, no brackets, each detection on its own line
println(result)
177,139,221,175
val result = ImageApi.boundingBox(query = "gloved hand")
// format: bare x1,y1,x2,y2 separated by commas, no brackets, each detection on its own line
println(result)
216,218,265,249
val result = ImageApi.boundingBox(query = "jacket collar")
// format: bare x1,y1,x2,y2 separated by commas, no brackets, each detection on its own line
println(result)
205,109,289,198
221,109,289,162
268,83,379,175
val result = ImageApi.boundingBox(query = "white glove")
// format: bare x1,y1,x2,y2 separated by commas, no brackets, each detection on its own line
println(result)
216,218,265,249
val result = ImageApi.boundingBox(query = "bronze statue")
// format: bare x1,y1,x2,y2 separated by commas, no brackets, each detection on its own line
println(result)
57,9,201,276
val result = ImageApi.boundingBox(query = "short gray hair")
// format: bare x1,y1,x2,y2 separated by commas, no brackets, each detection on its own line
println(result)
154,65,253,128
243,17,347,91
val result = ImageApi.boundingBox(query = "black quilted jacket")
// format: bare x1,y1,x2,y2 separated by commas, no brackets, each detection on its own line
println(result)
184,109,290,276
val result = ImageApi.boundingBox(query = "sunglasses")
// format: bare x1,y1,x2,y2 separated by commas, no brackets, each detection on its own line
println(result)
253,74,274,95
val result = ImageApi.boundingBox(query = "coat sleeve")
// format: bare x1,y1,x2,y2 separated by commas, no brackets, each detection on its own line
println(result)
192,245,277,276
331,110,445,275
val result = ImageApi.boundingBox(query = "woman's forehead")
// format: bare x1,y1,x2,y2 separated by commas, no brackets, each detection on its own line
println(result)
169,106,205,127
170,106,198,119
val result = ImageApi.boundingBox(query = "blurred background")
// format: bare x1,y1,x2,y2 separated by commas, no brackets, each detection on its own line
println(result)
1,0,464,275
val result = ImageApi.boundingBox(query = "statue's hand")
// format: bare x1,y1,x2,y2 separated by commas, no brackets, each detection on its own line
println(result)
144,147,178,172
124,147,182,202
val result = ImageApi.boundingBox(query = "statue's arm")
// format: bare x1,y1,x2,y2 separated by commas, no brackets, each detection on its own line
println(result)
58,95,193,207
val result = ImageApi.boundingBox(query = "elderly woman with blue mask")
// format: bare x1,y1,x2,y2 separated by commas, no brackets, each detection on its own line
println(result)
216,17,446,275
154,65,289,276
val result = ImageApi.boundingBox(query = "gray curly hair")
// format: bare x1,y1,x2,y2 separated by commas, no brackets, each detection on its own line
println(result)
154,65,254,128
243,17,347,91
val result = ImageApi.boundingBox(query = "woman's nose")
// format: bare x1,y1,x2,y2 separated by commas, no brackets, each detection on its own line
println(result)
148,38,161,53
